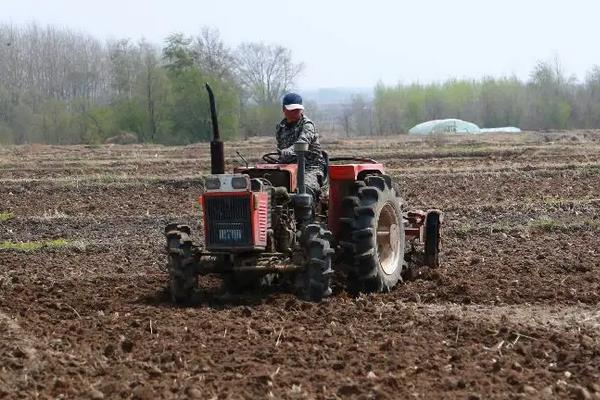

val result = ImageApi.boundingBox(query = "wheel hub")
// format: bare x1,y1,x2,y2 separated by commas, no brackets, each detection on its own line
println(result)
377,202,402,275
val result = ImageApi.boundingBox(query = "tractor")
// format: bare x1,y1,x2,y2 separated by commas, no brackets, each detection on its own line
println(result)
164,84,443,302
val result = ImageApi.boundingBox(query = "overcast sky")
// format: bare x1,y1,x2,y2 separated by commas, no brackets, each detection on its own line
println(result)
3,0,598,89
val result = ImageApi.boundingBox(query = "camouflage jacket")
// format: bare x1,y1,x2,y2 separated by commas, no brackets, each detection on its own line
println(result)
276,115,325,171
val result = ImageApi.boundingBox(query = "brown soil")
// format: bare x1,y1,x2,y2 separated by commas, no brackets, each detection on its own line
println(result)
1,131,599,399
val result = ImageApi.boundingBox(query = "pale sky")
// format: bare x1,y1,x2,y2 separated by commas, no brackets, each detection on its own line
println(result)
3,0,599,89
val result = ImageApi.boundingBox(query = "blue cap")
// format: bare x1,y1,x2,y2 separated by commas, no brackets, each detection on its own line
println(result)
282,93,304,110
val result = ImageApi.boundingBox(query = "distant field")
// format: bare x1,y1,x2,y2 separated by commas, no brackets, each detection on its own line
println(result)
1,130,599,399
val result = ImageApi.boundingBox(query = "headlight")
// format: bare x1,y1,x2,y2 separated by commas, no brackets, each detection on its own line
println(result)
205,176,221,190
231,175,249,190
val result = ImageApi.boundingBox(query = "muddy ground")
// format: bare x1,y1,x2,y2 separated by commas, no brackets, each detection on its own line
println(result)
1,131,599,399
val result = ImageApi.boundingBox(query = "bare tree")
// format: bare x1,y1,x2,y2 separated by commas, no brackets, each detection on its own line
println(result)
339,103,353,137
139,40,158,140
138,40,169,141
108,39,142,100
337,95,373,137
234,42,303,105
0,23,23,105
0,22,111,143
581,66,600,127
350,95,373,135
193,27,235,79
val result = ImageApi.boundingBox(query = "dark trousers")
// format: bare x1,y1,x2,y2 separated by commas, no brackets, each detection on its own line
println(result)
304,168,327,201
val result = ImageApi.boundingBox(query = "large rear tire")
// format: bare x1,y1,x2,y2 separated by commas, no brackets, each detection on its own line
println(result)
340,175,405,293
165,224,197,304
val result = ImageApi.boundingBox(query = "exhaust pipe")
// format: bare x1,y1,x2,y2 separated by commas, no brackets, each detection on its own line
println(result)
294,141,312,224
205,83,225,175
295,141,309,195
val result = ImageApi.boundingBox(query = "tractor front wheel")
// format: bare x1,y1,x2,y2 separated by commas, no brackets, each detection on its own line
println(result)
165,224,198,304
301,224,334,302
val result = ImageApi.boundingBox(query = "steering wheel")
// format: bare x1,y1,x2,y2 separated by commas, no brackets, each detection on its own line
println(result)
262,152,282,164
262,150,324,164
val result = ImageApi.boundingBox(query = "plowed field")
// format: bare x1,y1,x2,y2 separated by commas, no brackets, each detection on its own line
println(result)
1,131,599,399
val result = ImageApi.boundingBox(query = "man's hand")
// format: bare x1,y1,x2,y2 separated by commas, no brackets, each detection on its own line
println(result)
279,147,295,159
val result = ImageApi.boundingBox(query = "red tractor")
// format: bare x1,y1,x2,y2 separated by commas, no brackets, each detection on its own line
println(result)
164,85,442,302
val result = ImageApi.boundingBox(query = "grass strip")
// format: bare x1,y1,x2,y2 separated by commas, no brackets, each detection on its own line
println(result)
0,239,71,252
0,212,14,222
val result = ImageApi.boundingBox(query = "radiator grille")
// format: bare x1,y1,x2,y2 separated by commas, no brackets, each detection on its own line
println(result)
204,195,252,247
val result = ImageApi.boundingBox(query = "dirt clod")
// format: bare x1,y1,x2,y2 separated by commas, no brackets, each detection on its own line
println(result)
121,339,134,353
570,385,593,400
88,388,105,399
185,387,203,399
103,344,115,357
522,385,537,394
241,306,252,317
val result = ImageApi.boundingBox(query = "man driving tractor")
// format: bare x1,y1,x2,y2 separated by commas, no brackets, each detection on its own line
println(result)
163,84,443,303
276,92,327,200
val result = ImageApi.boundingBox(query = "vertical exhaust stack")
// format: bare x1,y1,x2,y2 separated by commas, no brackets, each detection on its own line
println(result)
294,141,313,225
294,141,309,194
205,83,225,175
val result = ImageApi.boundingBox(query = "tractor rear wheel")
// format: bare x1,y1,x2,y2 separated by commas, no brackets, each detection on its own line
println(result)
165,224,197,304
341,175,405,293
301,224,334,302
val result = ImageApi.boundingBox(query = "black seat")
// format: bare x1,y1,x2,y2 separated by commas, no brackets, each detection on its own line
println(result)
317,150,329,194
321,150,329,182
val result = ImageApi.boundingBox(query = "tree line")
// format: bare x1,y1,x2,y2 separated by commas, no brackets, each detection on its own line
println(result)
2,22,600,144
0,23,303,144
366,59,600,136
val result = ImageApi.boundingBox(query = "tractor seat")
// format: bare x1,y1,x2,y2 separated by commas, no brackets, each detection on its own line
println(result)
321,150,329,182
318,150,330,204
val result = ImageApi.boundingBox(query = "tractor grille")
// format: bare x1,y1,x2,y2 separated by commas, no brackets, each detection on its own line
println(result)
204,195,252,247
